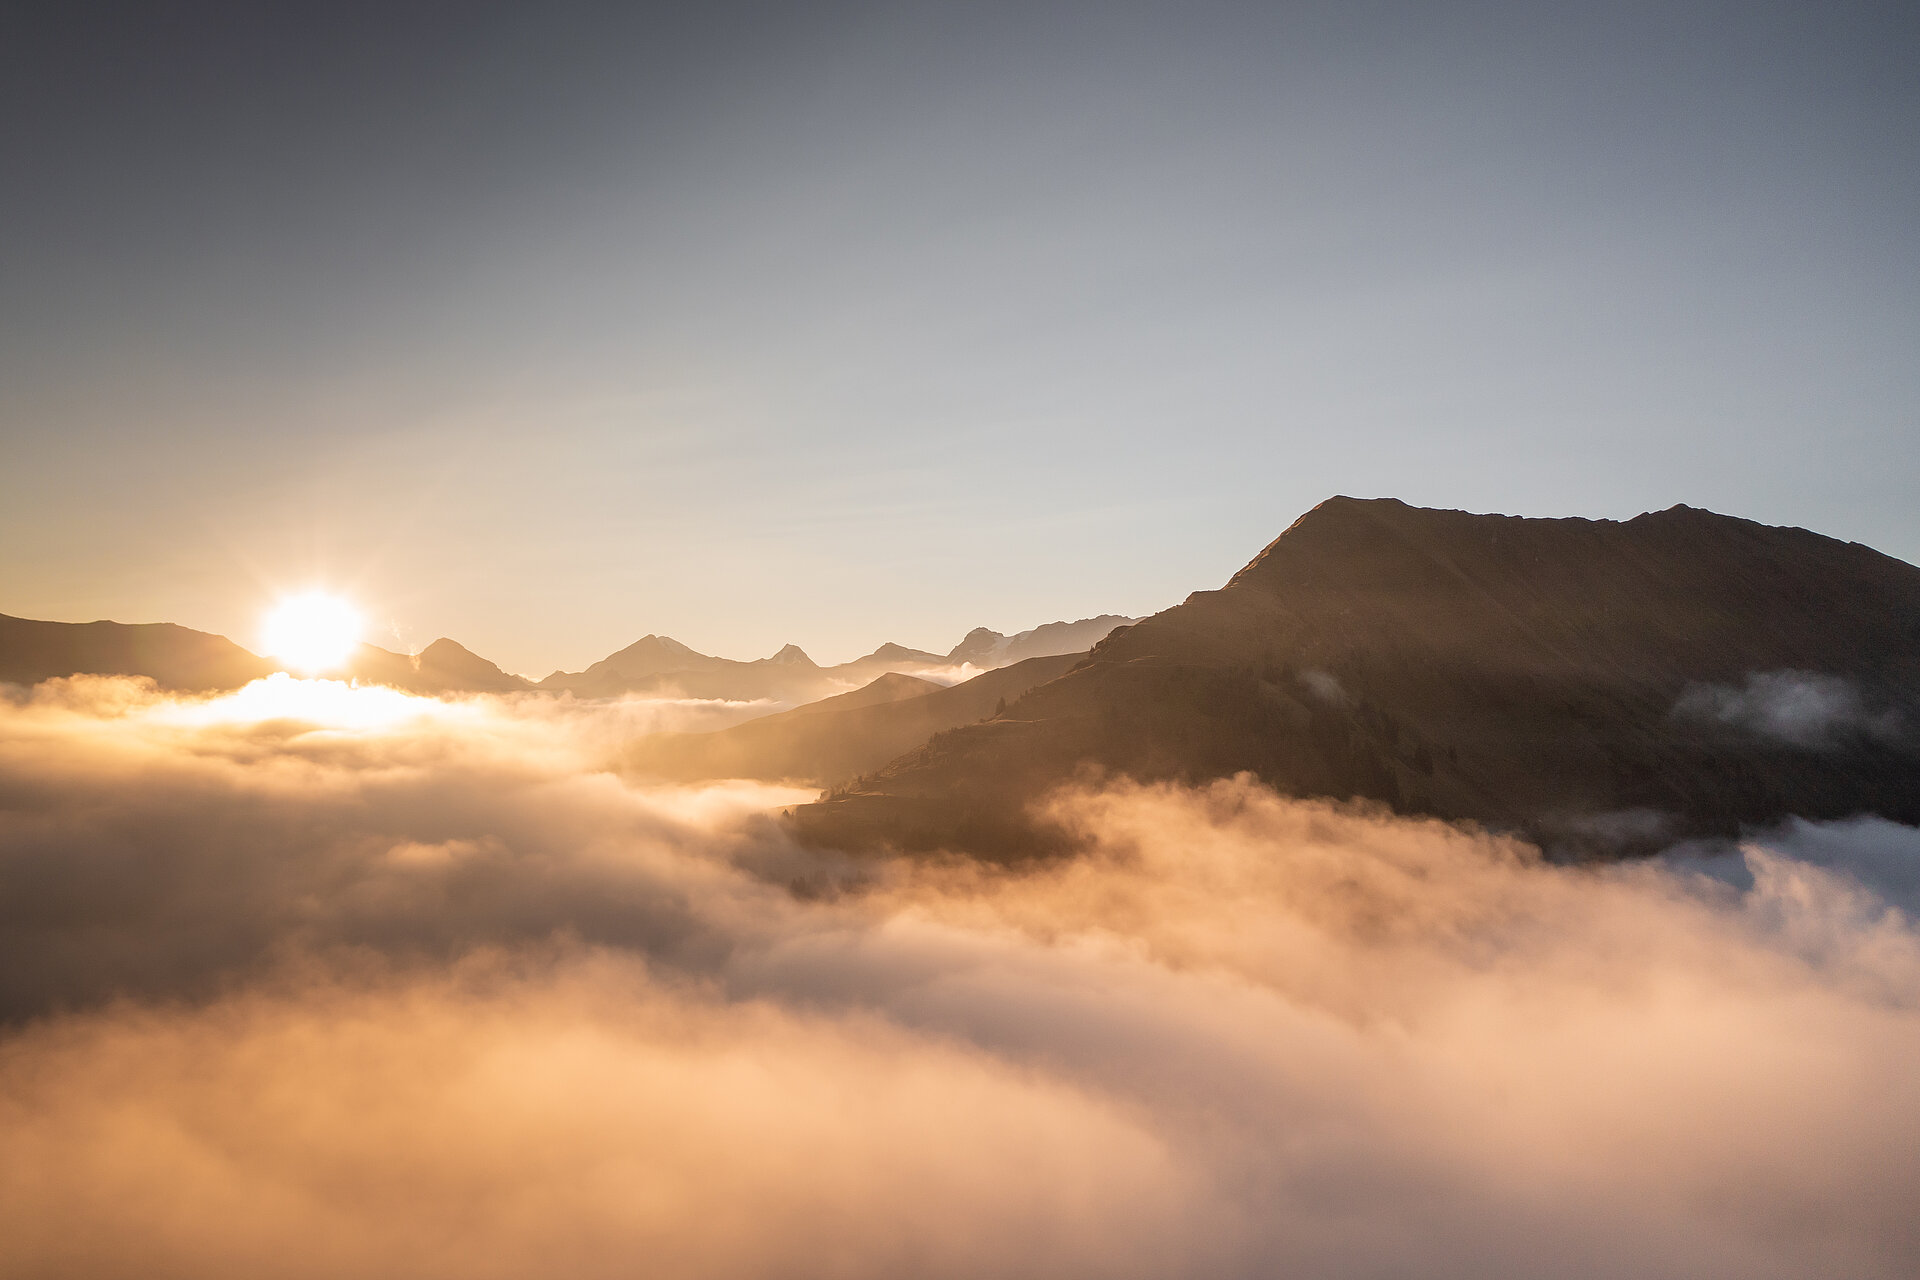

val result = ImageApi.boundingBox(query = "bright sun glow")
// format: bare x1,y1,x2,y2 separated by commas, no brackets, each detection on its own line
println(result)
261,591,364,674
151,673,466,732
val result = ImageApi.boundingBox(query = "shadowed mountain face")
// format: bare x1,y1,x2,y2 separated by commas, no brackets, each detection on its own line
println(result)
794,499,1920,857
623,654,1085,786
0,614,272,691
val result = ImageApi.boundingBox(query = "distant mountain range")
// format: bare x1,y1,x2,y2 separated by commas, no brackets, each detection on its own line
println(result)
793,498,1920,857
0,609,1135,705
535,615,1134,703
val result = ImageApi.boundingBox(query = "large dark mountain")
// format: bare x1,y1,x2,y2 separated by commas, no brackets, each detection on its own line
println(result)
0,613,273,691
793,498,1920,857
624,654,1084,785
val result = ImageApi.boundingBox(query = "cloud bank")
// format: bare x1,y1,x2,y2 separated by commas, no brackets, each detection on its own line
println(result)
2,677,1917,1278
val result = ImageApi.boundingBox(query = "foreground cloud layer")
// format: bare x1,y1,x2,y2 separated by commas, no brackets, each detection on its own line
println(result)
2,677,1917,1278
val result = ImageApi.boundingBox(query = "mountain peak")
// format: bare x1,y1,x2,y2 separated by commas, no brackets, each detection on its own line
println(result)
417,637,474,661
610,634,703,661
868,642,936,662
585,633,721,682
946,627,1007,664
766,644,815,667
1227,496,1605,591
796,497,1920,856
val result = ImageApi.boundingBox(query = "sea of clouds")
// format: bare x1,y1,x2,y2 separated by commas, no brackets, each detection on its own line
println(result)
2,675,1917,1279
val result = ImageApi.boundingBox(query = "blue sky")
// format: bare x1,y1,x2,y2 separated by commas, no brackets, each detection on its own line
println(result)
3,1,1915,673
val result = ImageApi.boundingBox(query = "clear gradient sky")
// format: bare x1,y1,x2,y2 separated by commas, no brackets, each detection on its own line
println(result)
3,1,1915,675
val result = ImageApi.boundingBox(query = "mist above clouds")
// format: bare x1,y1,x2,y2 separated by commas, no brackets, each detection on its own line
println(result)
2,679,1918,1277
905,661,994,687
1673,669,1903,747
815,662,993,699
1663,813,1920,917
1296,668,1347,705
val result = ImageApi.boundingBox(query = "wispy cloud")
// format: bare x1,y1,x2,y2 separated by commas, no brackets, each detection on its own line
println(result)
1673,669,1902,747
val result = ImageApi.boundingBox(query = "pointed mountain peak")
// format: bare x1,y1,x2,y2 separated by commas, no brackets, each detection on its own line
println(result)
766,643,815,667
588,633,721,680
610,633,702,659
418,637,474,660
868,642,942,662
426,638,533,691
946,627,1007,664
638,634,700,656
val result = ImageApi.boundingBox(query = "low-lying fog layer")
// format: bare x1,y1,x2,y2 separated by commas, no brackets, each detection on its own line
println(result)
3,677,1917,1279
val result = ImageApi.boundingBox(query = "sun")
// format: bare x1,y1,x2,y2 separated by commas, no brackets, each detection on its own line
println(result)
261,590,364,674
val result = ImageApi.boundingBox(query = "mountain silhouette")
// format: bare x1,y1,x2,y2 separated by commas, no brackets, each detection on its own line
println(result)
945,616,1137,667
793,498,1920,857
539,618,1136,703
624,654,1085,785
792,671,943,713
865,643,947,665
0,608,1133,709
347,639,534,695
0,615,535,697
538,635,833,701
0,613,272,691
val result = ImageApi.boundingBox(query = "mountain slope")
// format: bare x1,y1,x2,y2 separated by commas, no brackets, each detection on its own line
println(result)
788,671,943,715
946,615,1138,667
794,498,1920,856
347,639,534,695
624,654,1085,785
0,613,273,691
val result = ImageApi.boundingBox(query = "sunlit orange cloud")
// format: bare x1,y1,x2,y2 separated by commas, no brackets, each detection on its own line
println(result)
0,685,1917,1278
150,672,464,730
